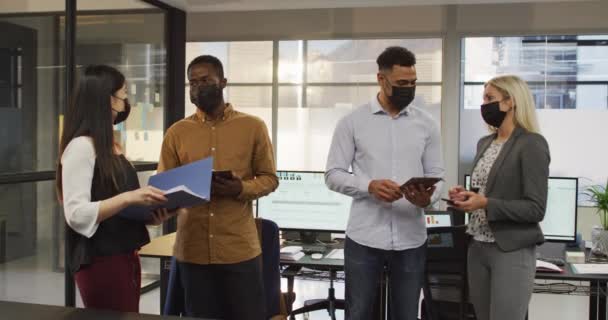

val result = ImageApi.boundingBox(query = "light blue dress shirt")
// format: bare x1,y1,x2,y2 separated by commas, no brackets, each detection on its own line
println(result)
325,95,444,251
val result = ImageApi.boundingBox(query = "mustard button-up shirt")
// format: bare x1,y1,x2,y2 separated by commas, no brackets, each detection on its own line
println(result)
158,104,278,264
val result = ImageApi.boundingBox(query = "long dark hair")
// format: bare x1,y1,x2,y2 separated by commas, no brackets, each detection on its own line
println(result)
56,65,127,200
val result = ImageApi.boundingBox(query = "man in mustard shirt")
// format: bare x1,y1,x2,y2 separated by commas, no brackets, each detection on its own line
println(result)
158,55,278,320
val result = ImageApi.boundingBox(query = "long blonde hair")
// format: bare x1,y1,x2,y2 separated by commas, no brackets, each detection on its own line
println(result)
485,75,540,134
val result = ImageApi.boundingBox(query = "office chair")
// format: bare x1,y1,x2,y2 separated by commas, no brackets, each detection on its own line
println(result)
287,267,345,320
421,224,475,320
255,218,296,319
163,218,294,319
163,257,183,316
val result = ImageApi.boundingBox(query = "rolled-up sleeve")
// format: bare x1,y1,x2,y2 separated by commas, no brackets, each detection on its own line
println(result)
61,137,100,238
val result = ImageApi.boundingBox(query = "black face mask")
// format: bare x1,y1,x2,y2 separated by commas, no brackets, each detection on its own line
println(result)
112,97,131,125
192,84,223,114
481,101,507,128
386,80,415,111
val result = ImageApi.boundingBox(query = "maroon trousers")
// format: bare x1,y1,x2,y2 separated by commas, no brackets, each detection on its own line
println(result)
74,251,141,312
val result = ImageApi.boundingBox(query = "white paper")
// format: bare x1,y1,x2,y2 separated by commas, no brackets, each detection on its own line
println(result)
536,260,563,272
280,246,303,255
572,264,608,274
280,251,305,261
325,249,345,260
164,185,203,198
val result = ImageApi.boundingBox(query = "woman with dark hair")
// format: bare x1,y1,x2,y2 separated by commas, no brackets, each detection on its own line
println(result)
57,65,176,312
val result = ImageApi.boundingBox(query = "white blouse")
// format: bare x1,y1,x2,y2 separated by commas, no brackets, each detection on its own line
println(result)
61,136,100,238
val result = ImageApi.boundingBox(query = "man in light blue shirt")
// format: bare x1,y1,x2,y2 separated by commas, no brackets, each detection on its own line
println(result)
325,46,444,320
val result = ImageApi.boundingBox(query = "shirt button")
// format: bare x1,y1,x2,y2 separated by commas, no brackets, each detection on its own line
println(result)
210,234,214,238
210,213,214,217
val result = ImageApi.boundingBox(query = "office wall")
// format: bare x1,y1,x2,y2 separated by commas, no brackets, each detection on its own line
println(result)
0,0,152,13
186,2,608,41
187,6,446,41
579,207,601,241
454,2,608,35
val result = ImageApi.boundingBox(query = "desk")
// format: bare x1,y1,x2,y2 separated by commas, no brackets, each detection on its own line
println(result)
142,234,608,320
280,242,389,320
281,253,346,305
281,243,347,320
139,233,175,310
139,233,175,258
0,300,201,320
140,234,403,320
140,234,352,317
535,262,608,320
140,235,386,319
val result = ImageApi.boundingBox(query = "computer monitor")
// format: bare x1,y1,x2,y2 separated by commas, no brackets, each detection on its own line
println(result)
425,211,453,228
464,175,578,242
256,171,352,233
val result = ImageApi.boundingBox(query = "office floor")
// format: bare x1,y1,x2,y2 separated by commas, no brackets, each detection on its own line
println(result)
0,252,593,320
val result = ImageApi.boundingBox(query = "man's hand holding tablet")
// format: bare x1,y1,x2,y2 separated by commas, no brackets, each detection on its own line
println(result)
401,177,442,208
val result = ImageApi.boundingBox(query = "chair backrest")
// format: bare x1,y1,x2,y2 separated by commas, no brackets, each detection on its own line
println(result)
424,225,471,320
255,218,286,319
162,257,183,316
163,220,287,318
426,225,469,274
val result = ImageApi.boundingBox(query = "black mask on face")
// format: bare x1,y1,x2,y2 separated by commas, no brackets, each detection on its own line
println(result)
112,97,131,125
192,84,223,114
385,79,415,111
481,101,508,128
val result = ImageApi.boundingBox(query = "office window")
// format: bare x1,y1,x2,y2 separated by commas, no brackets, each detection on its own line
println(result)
60,11,168,163
279,39,442,171
186,39,443,171
461,35,608,205
185,42,273,134
0,0,169,308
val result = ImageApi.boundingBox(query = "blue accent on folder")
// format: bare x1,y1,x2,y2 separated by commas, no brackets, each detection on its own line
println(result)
119,157,213,221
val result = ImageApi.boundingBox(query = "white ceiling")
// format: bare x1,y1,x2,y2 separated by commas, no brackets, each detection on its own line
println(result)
160,0,596,12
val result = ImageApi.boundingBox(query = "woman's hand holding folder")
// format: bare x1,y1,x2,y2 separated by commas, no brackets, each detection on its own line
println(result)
126,186,168,207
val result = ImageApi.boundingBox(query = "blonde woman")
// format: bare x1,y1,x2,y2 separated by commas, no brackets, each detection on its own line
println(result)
448,75,550,320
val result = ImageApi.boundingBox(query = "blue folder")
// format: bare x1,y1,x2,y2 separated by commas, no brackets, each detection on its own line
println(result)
119,157,213,221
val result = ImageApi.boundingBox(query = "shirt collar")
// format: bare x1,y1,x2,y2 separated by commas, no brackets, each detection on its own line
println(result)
195,103,234,123
370,94,410,118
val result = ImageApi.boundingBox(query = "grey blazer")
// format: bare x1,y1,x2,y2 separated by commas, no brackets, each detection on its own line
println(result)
471,126,551,252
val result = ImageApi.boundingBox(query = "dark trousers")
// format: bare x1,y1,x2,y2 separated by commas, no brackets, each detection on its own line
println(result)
345,237,426,320
75,251,141,312
178,255,266,320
